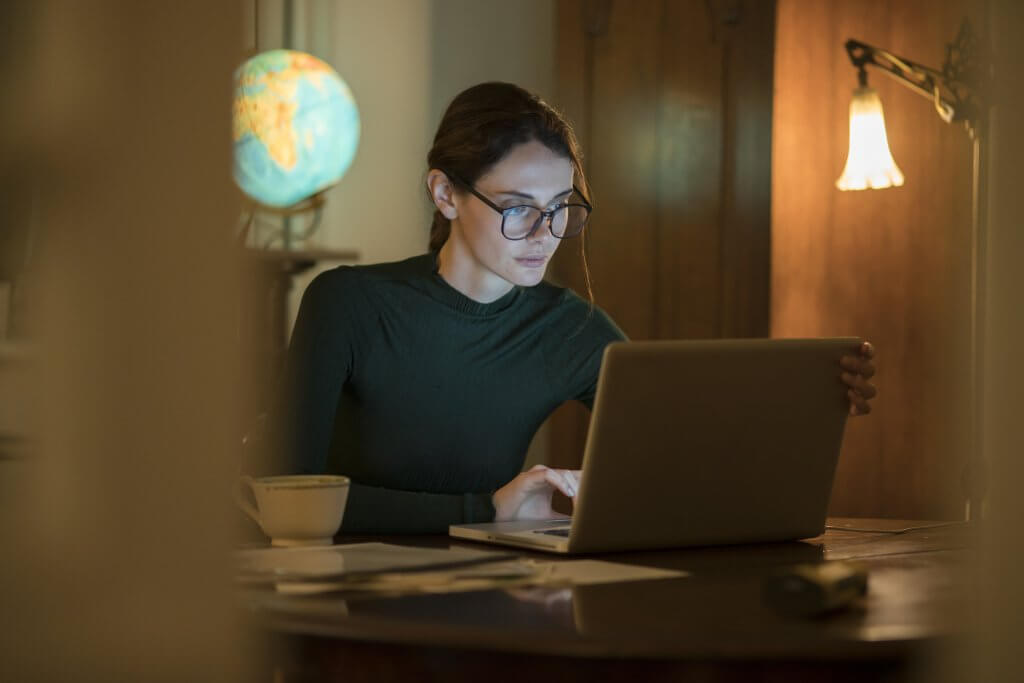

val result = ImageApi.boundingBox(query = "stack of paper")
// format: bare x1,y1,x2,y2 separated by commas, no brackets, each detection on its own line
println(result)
235,542,687,596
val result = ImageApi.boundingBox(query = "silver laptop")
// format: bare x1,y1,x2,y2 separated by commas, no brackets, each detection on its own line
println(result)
450,337,861,554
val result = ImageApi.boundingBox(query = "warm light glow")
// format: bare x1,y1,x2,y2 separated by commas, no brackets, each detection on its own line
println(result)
835,87,905,191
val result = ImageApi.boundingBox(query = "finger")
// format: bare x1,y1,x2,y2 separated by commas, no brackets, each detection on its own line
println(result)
848,389,871,415
520,467,555,493
839,356,876,379
561,470,580,497
840,372,878,399
543,469,575,498
843,373,877,399
843,374,876,401
861,341,875,359
555,469,578,497
859,379,878,399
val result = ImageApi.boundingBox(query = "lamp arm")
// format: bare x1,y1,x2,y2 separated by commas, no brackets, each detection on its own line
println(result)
843,20,985,136
844,39,957,123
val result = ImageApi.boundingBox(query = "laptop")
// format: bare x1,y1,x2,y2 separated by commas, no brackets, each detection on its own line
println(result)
449,337,861,554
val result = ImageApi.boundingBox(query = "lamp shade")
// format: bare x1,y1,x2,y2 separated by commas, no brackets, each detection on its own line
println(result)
835,86,904,191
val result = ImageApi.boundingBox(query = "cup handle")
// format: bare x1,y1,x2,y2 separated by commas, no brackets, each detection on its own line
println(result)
234,475,260,525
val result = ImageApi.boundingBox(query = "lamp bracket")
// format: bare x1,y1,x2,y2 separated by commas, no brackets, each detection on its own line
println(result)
844,20,985,138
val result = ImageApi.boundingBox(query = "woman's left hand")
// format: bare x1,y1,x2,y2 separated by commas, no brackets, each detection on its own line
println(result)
840,341,877,416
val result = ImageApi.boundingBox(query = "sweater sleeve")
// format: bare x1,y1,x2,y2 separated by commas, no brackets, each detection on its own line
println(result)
340,484,496,534
276,269,353,475
278,268,497,534
565,304,629,410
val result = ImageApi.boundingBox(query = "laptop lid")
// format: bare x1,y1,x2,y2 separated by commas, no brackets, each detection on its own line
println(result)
565,337,860,553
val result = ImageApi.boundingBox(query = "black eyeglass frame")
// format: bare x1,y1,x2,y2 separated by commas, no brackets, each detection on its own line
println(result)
444,171,593,241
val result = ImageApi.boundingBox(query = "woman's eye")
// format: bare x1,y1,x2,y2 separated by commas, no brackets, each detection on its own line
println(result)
504,206,530,217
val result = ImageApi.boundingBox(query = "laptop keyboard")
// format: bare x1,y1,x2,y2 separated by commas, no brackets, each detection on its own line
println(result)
532,528,571,537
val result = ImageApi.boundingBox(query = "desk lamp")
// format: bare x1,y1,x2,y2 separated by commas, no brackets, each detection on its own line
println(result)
835,20,988,520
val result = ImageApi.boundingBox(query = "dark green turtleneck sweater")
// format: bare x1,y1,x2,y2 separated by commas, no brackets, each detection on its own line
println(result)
276,252,625,533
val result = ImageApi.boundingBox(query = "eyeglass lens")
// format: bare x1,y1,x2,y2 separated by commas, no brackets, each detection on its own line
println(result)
502,204,589,240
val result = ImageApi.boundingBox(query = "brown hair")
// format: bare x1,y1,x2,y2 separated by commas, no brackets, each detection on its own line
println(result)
425,82,593,302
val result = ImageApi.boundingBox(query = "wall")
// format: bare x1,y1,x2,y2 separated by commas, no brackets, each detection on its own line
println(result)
429,0,556,129
772,0,980,519
314,0,436,265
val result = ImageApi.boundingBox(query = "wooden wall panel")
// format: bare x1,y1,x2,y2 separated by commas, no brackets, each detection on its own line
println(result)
719,0,775,338
548,0,775,471
657,0,724,340
580,0,663,340
773,0,980,519
555,0,774,342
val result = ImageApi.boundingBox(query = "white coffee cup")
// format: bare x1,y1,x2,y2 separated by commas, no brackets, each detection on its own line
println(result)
235,475,350,547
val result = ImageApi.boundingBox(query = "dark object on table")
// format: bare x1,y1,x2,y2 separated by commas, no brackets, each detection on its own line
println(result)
762,561,868,618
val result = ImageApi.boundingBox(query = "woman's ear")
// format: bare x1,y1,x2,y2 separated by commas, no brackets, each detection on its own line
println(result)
426,169,459,220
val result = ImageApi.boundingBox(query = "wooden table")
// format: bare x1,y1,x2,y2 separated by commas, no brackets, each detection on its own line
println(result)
239,518,971,682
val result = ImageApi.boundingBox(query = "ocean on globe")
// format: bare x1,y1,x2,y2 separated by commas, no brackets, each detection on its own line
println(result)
233,49,360,208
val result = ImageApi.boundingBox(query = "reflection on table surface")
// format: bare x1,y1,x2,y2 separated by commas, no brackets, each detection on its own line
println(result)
239,518,970,663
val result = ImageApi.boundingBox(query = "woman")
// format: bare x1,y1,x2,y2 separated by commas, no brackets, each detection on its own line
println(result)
276,82,877,534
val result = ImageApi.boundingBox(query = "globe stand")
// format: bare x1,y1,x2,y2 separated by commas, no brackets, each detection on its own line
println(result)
237,190,327,250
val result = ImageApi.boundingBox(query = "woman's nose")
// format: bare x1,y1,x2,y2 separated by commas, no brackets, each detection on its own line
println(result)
526,214,554,243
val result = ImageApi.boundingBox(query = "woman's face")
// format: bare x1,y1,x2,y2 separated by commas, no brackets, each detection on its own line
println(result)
448,140,574,293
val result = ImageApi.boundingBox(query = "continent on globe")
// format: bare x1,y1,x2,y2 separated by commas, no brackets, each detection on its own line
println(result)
233,49,360,208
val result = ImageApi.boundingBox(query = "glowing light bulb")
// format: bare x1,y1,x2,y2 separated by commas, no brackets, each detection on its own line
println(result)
836,87,905,191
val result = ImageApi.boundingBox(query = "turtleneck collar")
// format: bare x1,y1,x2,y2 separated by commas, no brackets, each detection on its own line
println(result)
424,251,522,316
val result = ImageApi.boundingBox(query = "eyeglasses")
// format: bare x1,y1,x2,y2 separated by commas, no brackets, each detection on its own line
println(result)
445,172,592,241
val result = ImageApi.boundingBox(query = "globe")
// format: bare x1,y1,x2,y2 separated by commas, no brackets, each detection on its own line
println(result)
233,49,360,208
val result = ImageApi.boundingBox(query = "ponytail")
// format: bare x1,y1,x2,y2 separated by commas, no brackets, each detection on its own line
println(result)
429,210,450,252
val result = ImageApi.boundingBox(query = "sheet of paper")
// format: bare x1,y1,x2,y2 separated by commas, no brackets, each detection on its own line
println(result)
236,542,515,583
271,558,687,595
536,559,687,586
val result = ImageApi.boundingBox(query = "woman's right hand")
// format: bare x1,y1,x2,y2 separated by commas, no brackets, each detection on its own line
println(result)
492,464,580,522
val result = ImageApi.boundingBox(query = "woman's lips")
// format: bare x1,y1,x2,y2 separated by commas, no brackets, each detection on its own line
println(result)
515,255,548,268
